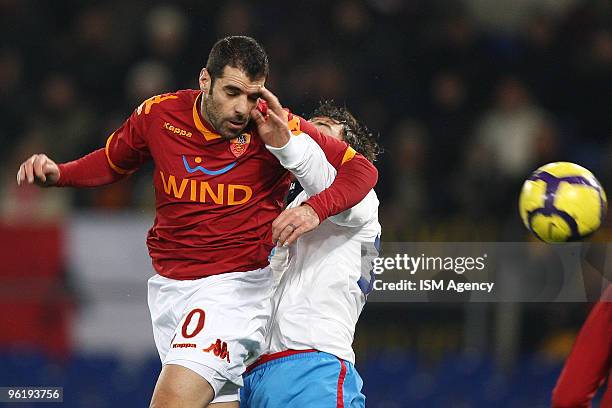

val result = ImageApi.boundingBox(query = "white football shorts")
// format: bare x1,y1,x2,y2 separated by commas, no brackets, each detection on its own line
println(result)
147,267,274,403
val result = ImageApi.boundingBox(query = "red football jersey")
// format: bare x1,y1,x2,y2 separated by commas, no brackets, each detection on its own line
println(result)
99,89,364,279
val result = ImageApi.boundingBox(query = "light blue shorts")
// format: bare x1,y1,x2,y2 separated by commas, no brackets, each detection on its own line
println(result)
241,350,365,408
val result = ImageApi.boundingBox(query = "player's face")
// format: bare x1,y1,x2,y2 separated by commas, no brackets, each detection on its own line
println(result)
310,117,344,141
199,66,264,139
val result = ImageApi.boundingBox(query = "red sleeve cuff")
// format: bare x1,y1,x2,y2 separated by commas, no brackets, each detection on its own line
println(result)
302,198,326,222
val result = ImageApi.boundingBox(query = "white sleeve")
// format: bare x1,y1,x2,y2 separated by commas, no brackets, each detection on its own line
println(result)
266,132,376,227
330,189,378,228
266,132,336,195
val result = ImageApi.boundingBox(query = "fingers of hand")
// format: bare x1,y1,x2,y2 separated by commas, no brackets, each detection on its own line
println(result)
277,223,297,247
250,107,265,125
283,224,309,247
272,211,290,243
259,87,284,117
280,108,289,121
273,206,320,246
17,154,52,185
16,163,24,185
256,99,268,116
24,156,35,184
33,155,47,183
251,95,288,142
267,109,288,129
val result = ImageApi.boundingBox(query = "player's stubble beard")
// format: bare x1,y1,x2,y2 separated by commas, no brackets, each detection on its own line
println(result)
202,87,247,140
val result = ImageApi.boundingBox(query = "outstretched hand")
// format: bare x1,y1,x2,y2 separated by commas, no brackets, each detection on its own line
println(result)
272,204,320,247
16,154,60,187
250,87,291,148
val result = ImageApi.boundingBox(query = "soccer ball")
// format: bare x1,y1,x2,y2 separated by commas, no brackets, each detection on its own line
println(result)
519,162,607,242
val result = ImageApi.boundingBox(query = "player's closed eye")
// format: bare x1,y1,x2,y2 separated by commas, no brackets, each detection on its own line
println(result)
224,86,242,96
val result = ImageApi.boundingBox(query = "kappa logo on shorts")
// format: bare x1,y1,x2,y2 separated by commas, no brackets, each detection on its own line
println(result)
203,339,231,363
172,343,197,349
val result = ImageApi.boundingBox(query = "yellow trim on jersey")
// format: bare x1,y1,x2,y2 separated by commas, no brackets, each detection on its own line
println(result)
105,133,133,175
341,147,357,165
192,93,222,141
137,94,178,115
287,116,301,135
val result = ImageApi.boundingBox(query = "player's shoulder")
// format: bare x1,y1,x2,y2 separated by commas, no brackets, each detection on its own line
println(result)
285,111,303,136
135,89,199,117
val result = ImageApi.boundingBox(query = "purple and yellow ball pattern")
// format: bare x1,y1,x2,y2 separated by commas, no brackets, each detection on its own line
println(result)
519,162,607,242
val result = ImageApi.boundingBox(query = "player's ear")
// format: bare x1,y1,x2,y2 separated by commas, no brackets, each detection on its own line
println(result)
199,68,211,93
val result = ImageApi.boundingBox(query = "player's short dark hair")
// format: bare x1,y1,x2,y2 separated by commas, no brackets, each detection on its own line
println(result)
206,36,269,83
310,101,381,162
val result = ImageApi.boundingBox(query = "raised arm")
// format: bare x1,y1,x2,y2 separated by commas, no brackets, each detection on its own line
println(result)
17,100,152,188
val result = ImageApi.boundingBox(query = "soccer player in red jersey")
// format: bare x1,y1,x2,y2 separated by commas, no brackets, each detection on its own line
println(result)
16,36,377,407
552,285,612,408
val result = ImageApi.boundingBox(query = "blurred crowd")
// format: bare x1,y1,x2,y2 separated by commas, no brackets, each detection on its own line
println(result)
1,0,611,240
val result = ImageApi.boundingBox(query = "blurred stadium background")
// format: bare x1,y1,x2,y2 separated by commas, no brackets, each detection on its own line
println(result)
1,0,611,406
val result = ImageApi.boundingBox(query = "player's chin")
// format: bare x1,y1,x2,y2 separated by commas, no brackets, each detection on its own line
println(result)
222,122,247,139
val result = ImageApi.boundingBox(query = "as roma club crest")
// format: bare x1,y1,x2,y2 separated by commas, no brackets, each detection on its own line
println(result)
230,133,251,158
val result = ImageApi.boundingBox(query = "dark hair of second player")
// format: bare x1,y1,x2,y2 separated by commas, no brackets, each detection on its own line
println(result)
311,101,381,163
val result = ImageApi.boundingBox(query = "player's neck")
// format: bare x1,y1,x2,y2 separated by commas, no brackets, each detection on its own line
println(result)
199,94,218,134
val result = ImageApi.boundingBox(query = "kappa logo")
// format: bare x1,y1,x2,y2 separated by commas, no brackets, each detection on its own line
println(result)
172,343,197,349
203,339,231,363
164,122,192,138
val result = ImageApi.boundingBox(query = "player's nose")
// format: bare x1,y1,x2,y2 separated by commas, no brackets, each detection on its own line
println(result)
234,96,249,117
